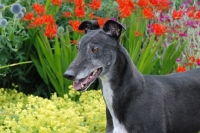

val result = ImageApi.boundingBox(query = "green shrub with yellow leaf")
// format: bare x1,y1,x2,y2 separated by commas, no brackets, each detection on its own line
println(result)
0,86,106,133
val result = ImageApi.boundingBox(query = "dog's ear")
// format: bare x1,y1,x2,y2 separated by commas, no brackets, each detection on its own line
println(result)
78,20,100,33
103,20,126,38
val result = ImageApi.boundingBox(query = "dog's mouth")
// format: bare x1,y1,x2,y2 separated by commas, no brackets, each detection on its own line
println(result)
73,68,102,91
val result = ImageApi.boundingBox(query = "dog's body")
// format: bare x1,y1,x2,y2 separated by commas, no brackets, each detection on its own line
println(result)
64,20,200,133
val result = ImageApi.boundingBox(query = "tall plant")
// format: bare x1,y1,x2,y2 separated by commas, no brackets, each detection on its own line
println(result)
116,0,196,74
30,30,78,97
22,0,110,97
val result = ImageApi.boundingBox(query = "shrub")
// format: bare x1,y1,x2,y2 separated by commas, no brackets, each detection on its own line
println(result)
0,87,106,132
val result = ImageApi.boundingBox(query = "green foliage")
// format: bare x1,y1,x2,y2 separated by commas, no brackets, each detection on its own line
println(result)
121,11,186,74
30,29,78,97
0,0,44,95
0,87,106,132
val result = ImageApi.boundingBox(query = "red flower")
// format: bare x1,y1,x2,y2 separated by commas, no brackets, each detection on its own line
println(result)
187,10,194,18
22,12,34,21
27,14,55,28
116,0,134,18
152,23,167,35
62,11,72,18
75,6,85,18
195,11,200,20
143,8,155,19
149,0,159,6
172,9,183,20
89,0,101,10
51,0,62,6
134,30,143,36
45,24,57,39
176,66,186,73
138,0,148,7
196,58,200,66
119,8,132,18
96,17,108,28
32,3,45,15
69,20,82,32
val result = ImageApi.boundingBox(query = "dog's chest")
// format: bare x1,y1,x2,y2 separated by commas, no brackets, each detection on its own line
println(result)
100,76,127,133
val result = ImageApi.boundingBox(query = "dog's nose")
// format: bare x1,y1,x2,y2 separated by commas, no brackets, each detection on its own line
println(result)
63,70,76,81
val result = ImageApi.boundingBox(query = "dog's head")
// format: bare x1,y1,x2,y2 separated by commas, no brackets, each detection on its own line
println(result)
64,19,126,91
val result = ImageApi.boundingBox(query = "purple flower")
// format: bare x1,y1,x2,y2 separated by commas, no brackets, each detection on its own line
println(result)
186,21,197,28
179,32,187,37
111,18,117,21
176,58,181,62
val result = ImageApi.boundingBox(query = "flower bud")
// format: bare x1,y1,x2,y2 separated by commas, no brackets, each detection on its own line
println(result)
10,3,22,14
17,12,24,18
0,18,8,27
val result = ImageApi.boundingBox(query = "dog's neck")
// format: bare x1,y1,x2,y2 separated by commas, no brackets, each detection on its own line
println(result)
99,44,145,131
109,44,145,91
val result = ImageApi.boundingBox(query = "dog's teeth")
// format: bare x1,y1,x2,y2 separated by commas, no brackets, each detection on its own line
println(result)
90,76,93,79
93,70,97,75
81,83,84,88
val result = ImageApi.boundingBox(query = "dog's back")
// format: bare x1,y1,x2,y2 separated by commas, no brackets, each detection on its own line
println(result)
143,69,200,133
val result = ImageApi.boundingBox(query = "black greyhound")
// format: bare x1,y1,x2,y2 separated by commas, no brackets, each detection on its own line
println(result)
64,20,200,133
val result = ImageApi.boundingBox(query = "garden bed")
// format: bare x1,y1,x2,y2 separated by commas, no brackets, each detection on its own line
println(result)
0,87,106,133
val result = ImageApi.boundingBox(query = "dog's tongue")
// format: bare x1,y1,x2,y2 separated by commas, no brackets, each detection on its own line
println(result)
73,75,95,91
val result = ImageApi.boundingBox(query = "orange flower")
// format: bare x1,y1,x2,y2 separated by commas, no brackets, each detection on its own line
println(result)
75,6,85,18
27,14,55,28
152,23,167,35
89,12,95,18
62,11,72,18
134,30,143,36
69,20,82,32
32,3,45,15
22,12,34,21
195,11,200,20
188,55,195,66
172,9,183,20
96,17,108,28
143,8,155,19
51,0,62,6
138,0,148,7
157,0,170,10
45,24,57,39
116,0,134,18
176,66,186,73
89,0,101,10
70,40,78,45
119,8,132,18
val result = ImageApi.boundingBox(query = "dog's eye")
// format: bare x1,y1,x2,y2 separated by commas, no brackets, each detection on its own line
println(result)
92,47,99,53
